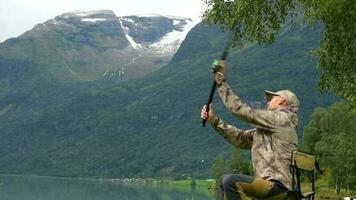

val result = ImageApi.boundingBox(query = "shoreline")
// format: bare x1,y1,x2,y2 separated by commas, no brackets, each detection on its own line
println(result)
0,173,214,183
2,174,354,199
0,174,216,197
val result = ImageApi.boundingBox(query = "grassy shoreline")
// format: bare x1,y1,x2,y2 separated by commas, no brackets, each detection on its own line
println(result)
1,174,354,199
151,178,356,200
152,178,215,196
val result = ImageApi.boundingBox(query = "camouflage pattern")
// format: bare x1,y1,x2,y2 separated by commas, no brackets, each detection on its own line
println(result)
212,82,298,189
265,90,300,110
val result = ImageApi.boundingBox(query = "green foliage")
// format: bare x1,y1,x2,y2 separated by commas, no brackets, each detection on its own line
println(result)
227,148,251,175
302,107,328,153
303,102,356,193
302,0,356,108
203,0,356,107
203,0,298,45
211,155,225,183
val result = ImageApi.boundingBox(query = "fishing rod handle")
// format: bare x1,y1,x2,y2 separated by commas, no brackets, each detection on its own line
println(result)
202,42,230,127
202,80,217,127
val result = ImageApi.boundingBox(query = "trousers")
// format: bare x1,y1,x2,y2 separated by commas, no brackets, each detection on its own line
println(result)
217,174,288,200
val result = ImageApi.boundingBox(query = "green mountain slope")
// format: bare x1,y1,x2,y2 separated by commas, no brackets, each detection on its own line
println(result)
0,10,193,85
0,21,335,179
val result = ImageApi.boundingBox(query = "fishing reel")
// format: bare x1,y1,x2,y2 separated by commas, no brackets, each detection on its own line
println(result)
211,59,222,73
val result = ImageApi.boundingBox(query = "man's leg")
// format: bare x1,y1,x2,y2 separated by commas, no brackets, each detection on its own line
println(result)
217,174,287,200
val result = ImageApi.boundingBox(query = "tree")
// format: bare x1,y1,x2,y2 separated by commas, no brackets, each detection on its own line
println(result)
302,107,328,153
301,0,356,108
315,132,356,194
202,0,356,107
212,154,225,183
303,102,356,193
228,148,251,175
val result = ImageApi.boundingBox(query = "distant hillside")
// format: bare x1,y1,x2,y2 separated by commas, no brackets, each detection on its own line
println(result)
0,10,196,84
0,19,335,179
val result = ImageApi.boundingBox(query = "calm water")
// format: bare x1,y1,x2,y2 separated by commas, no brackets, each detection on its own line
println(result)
0,175,214,200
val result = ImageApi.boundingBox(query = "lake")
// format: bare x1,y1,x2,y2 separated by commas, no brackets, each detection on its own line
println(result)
0,175,214,200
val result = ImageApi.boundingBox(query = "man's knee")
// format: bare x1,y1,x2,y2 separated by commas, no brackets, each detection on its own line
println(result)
220,174,254,190
218,174,228,187
221,174,234,188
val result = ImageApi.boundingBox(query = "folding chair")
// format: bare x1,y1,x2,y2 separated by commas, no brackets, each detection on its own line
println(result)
288,150,320,200
259,151,320,200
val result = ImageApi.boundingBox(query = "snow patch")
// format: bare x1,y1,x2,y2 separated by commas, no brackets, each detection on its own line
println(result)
119,19,142,49
173,20,180,25
132,14,190,21
62,10,89,18
61,10,114,19
75,13,89,17
118,15,199,54
134,13,163,18
164,15,191,21
149,19,198,54
122,17,135,24
125,33,141,49
122,25,129,31
81,18,107,22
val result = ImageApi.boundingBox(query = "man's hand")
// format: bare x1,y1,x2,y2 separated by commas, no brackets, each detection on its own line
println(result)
218,60,226,74
215,60,226,85
201,104,216,124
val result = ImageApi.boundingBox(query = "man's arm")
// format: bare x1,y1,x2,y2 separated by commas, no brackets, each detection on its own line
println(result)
212,118,254,149
217,82,288,131
201,104,253,149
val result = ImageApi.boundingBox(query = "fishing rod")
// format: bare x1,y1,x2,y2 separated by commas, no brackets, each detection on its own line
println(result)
201,37,232,127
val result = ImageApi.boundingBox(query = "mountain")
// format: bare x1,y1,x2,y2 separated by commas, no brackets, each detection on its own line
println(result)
0,14,335,179
0,10,196,83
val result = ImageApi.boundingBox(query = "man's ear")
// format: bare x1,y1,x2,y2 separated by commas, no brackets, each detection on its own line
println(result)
279,96,287,105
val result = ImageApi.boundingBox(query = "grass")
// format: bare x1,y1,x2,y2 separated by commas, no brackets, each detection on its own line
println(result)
149,178,216,198
150,177,355,200
304,178,356,200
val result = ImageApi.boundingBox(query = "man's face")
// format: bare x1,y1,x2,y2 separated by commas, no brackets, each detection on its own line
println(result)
267,95,285,110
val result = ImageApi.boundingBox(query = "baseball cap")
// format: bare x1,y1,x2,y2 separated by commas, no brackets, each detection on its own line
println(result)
265,89,300,107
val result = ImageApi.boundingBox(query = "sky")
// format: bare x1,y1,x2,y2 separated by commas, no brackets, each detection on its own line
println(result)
0,0,207,42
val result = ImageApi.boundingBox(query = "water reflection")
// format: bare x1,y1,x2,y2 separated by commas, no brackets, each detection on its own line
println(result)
0,175,214,200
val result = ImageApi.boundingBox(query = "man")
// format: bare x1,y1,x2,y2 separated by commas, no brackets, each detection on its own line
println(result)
201,61,299,200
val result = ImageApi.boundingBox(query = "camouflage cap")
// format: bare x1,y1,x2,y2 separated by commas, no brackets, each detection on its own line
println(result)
265,90,300,107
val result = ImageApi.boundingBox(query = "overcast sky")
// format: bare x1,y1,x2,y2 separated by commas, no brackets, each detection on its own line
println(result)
0,0,207,42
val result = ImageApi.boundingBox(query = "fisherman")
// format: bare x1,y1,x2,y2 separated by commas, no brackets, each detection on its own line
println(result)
201,60,300,200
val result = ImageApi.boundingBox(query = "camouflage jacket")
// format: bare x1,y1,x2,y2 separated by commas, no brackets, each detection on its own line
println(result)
212,82,298,189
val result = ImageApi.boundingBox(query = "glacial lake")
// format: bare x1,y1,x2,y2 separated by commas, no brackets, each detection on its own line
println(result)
0,175,214,200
